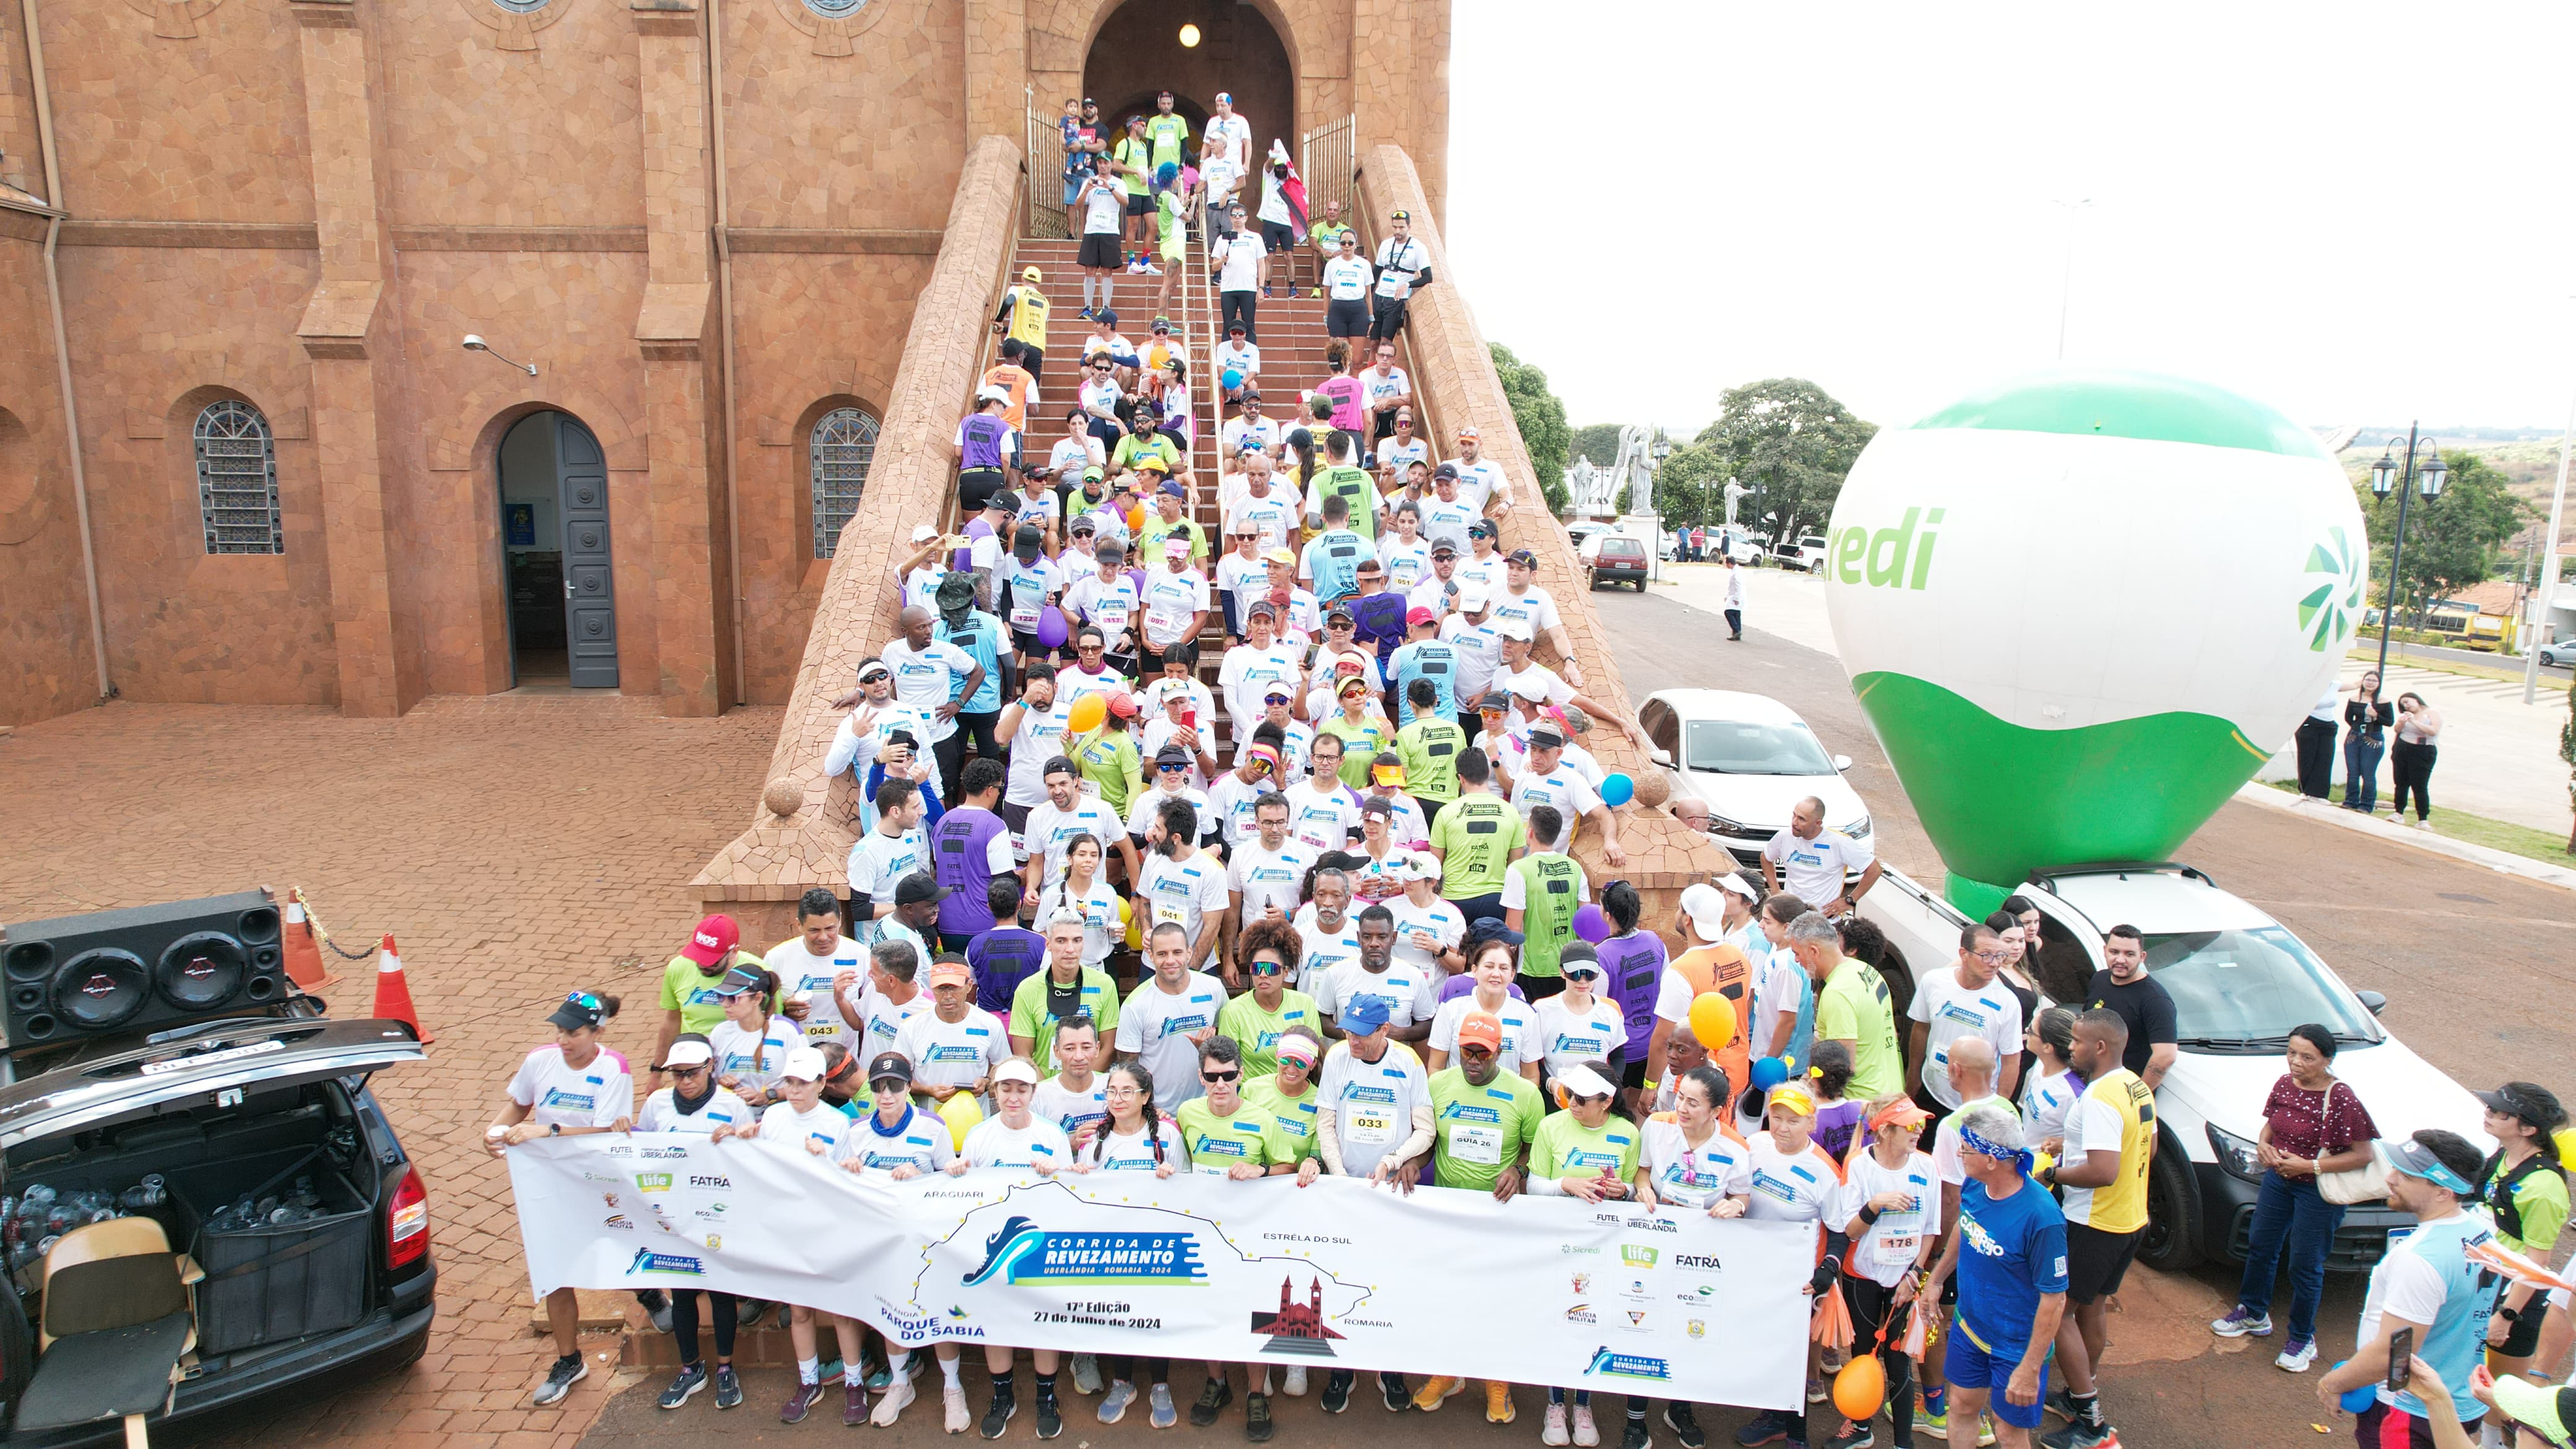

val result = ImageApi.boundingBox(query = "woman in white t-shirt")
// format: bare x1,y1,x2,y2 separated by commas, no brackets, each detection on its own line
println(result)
1068,1062,1189,1427
712,1045,872,1424
1427,938,1539,1079
1532,950,1627,1089
952,1058,1074,1435
708,967,801,1108
1743,1083,1846,1426
632,1033,754,1411
1038,833,1125,969
1825,1097,1939,1449
2021,1004,2085,1151
491,990,635,1408
1637,1064,1754,1217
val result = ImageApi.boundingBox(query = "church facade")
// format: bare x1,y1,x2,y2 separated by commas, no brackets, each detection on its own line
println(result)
0,0,1450,726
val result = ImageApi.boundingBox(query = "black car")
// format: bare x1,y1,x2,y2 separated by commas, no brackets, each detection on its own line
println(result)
1586,534,1650,591
0,1012,433,1445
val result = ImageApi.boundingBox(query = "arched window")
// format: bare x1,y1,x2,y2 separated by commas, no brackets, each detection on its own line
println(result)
194,399,282,554
809,406,879,559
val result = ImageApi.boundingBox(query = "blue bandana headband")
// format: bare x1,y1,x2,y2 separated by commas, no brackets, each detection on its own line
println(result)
1959,1125,2034,1177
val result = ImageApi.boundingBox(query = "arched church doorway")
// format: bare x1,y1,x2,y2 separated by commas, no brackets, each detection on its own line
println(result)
1082,0,1293,176
496,410,617,689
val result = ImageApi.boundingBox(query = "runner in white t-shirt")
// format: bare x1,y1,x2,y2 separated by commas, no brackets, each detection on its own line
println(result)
1637,1067,1756,1215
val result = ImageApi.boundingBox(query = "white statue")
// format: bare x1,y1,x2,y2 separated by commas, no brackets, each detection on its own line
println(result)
1723,476,1749,528
1565,454,1617,518
1612,424,1658,519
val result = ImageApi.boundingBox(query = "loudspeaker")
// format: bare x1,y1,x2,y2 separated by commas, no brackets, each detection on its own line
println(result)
0,890,288,1050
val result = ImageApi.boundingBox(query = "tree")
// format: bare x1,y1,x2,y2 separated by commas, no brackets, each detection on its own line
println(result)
2354,450,2533,623
1654,442,1728,529
1570,423,1627,470
1695,378,1877,544
1490,342,1572,515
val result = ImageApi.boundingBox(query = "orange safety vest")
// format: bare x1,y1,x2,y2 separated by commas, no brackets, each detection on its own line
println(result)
1669,941,1752,1105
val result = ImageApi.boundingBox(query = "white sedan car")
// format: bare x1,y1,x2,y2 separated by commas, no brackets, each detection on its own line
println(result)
1638,688,1873,870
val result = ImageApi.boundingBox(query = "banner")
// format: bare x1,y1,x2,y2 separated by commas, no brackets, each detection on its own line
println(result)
508,1135,1817,1409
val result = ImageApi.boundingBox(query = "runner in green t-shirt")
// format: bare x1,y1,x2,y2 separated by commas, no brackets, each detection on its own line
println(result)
1428,757,1526,905
1143,97,1191,176
1428,1011,1546,1196
1814,944,1905,1101
1007,915,1123,1075
656,915,771,1055
1310,463,1381,542
1526,1063,1645,1201
1216,920,1320,1077
1317,687,1390,791
1243,1028,1326,1171
1502,809,1588,979
1396,705,1468,805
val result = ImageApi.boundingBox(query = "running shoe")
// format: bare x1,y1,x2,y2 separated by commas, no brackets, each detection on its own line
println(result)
2277,1338,2318,1373
778,1380,824,1425
945,1383,971,1434
1487,1381,1517,1424
1381,1373,1412,1412
531,1355,587,1407
2043,1390,2075,1422
1664,1403,1706,1448
1736,1411,1793,1447
983,1387,1018,1439
1622,1420,1652,1449
864,1357,892,1391
1809,1378,1829,1404
1414,1377,1464,1412
1544,1403,1572,1447
845,1383,869,1427
1194,1378,1235,1427
713,1365,742,1409
1281,1365,1308,1398
1573,1403,1601,1447
639,1290,674,1334
871,1377,916,1427
1099,1381,1137,1425
1247,1391,1274,1443
1150,1382,1178,1429
1036,1393,1063,1440
657,1362,706,1409
1915,1404,1948,1441
1826,1422,1873,1448
2039,1421,2118,1449
1320,1372,1351,1414
1073,1354,1103,1395
2209,1306,2272,1339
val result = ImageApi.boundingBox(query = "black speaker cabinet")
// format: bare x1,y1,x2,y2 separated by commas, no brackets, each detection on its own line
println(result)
0,890,288,1049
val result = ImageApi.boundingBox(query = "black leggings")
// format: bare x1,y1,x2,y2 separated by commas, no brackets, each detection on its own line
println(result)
1221,290,1258,342
955,709,1002,769
2390,739,2436,820
671,1289,738,1365
1108,1355,1168,1385
1843,1274,1916,1447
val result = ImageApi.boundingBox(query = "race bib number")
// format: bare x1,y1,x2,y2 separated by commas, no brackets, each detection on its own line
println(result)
1194,1160,1233,1178
1347,1106,1396,1145
1147,606,1187,640
1152,897,1188,927
1011,603,1042,630
1450,1123,1503,1166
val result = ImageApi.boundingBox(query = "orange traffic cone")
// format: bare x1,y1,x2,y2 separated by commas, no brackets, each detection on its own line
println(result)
281,889,335,991
370,934,432,1044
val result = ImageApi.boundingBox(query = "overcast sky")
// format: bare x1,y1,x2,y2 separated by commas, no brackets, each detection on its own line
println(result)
1446,3,2576,440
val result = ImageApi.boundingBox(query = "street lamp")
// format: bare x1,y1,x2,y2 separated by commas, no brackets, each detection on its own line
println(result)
2370,422,2447,681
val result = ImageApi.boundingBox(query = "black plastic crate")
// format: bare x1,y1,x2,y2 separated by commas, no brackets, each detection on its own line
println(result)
166,1147,371,1355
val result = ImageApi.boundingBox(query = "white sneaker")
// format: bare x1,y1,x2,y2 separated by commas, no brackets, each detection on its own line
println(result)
2278,1338,2319,1373
1573,1404,1599,1447
1543,1403,1571,1447
871,1377,916,1427
945,1382,972,1433
1281,1365,1308,1397
1141,262,1162,275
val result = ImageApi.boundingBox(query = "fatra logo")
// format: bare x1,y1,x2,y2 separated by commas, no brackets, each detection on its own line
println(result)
1824,507,1944,591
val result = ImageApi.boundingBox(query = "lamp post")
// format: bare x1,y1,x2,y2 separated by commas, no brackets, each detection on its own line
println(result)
2369,423,2448,682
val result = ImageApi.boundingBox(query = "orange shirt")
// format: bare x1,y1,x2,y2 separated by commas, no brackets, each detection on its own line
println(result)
1669,940,1752,1105
983,363,1037,432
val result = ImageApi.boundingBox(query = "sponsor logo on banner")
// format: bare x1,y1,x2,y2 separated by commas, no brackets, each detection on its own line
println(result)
706,1235,723,1250
1673,1253,1723,1270
639,1145,686,1160
1599,1212,1676,1235
1560,1245,1601,1256
690,1174,733,1190
1620,1245,1658,1268
963,1216,1209,1286
1564,1305,1597,1325
1687,1320,1705,1339
604,1215,635,1230
1584,1347,1673,1382
627,1248,706,1277
1570,1273,1591,1294
1625,1310,1649,1329
634,1173,675,1193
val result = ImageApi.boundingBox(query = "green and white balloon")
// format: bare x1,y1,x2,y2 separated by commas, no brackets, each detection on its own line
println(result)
1824,369,2365,915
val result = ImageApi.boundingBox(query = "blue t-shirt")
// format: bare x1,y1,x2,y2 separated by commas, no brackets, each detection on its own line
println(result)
1388,639,1459,723
968,926,1047,1016
938,611,1006,714
1954,1177,2069,1354
1303,529,1368,602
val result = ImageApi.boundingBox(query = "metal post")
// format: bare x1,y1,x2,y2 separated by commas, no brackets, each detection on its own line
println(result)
2374,422,2422,683
2527,381,2574,704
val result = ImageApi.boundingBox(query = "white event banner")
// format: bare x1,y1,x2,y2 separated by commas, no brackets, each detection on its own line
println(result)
507,1135,1816,1409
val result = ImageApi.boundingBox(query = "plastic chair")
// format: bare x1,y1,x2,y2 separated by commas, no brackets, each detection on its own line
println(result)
15,1218,204,1448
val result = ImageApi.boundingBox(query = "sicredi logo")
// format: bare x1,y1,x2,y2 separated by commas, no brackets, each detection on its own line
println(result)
1824,507,1944,590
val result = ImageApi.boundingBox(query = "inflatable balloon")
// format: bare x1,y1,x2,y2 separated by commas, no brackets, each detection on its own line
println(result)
1832,1356,1885,1422
1824,368,2364,917
1686,992,1737,1051
1222,367,1244,392
1749,1056,1789,1094
938,1092,983,1151
1066,692,1107,734
1126,505,1146,532
1599,772,1635,808
1572,904,1610,944
1035,606,1069,650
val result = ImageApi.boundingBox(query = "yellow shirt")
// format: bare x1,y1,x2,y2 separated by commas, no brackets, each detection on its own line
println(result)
1001,285,1050,350
2063,1068,2156,1235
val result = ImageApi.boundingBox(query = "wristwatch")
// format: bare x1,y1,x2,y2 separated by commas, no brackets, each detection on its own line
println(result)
548,1123,561,1137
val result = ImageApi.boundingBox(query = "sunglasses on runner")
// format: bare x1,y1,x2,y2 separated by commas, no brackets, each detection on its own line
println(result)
1248,960,1285,975
1200,1068,1240,1084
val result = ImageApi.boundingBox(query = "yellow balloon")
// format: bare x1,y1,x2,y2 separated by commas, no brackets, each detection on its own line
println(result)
1066,692,1107,734
1687,991,1738,1052
939,1092,985,1151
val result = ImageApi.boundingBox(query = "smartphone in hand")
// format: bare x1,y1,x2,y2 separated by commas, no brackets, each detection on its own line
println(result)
2385,1326,2415,1395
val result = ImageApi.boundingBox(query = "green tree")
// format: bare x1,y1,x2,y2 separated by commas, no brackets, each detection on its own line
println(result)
1655,442,1728,529
1570,423,1627,471
1490,342,1572,515
2355,450,2533,623
1695,378,1877,544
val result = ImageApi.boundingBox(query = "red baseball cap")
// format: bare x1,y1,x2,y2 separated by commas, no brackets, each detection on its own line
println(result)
1405,606,1436,628
680,913,739,967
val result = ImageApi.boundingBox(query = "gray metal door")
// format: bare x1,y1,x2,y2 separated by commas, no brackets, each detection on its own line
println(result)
555,416,618,689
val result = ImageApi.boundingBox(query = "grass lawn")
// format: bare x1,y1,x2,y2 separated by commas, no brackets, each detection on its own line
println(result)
2263,780,2576,866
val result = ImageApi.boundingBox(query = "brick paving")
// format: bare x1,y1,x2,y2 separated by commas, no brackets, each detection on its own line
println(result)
0,694,778,1449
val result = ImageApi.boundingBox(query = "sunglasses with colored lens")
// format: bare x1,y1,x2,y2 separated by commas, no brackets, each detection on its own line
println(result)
1250,960,1285,975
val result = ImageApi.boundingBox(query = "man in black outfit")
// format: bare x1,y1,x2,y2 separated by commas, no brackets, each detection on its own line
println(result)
2081,924,2177,1089
2293,689,2338,800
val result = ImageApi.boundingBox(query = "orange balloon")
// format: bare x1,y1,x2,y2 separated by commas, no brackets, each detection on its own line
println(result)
1126,505,1146,532
1066,692,1107,734
1687,991,1738,1052
1832,1355,1885,1422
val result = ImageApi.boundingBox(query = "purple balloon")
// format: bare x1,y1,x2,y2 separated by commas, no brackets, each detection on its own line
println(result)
1035,606,1069,650
1572,903,1611,944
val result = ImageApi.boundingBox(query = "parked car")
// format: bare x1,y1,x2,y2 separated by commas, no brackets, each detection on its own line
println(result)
0,1009,435,1445
1638,688,1873,870
1859,860,2486,1274
1565,521,1610,554
2541,639,2571,668
1774,535,1829,572
1718,528,1767,566
1584,533,1651,590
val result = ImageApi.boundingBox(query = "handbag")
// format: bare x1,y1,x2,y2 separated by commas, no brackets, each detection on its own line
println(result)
2317,1140,2391,1206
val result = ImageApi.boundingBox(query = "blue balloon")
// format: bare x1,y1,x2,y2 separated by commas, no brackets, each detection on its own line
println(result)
1600,772,1635,807
2333,1368,2375,1415
1749,1057,1790,1093
1222,368,1244,391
